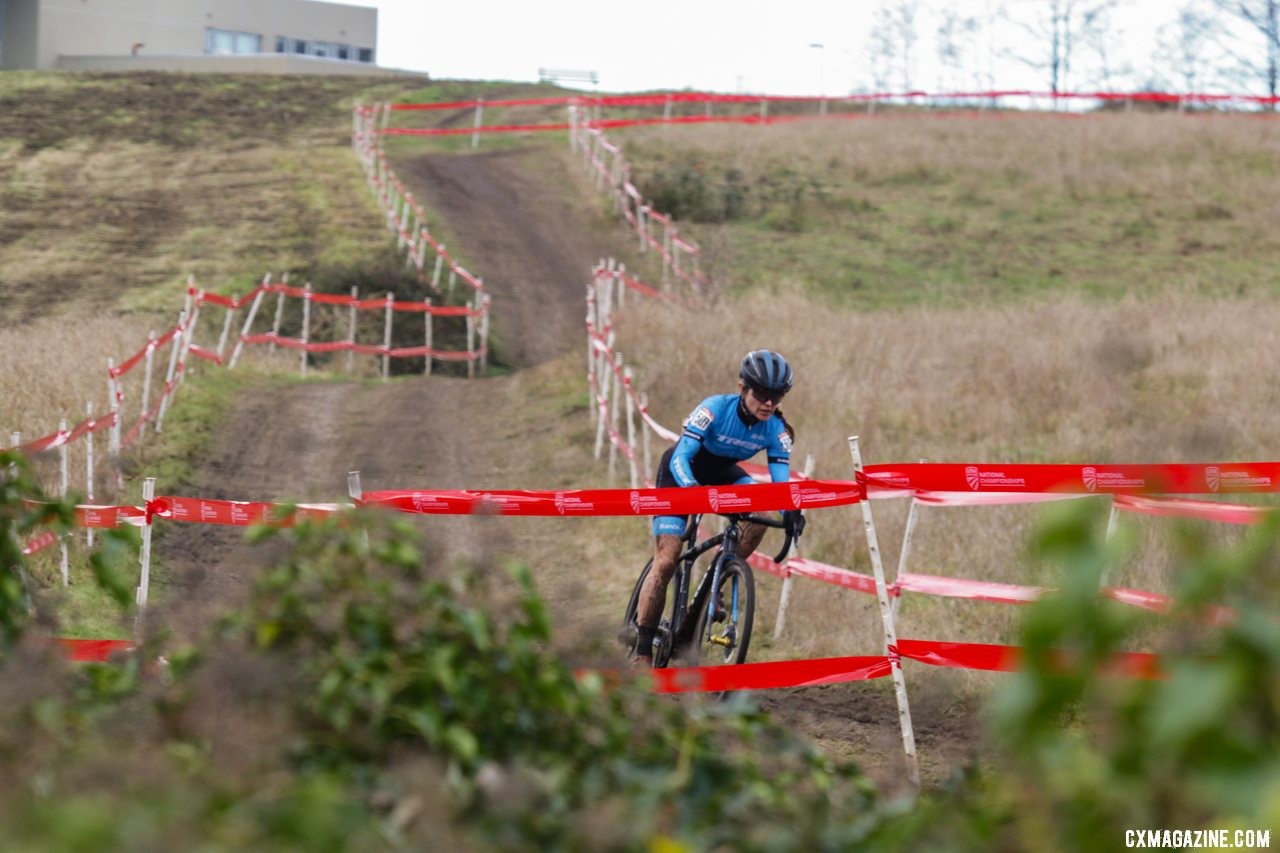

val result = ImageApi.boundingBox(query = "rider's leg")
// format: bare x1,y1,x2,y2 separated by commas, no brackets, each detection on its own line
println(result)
634,533,683,662
738,520,766,559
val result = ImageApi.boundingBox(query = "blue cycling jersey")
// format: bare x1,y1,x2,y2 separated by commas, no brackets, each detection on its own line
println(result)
671,394,792,486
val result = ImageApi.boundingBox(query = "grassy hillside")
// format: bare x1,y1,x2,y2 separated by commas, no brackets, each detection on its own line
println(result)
592,113,1280,670
3,74,1279,845
619,115,1280,307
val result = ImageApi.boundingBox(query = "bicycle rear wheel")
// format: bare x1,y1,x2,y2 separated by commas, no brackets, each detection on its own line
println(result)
688,557,754,667
620,559,675,664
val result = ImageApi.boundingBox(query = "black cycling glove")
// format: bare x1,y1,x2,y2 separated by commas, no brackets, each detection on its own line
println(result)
783,509,806,538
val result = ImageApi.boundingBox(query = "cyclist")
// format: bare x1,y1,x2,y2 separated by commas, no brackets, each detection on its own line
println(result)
631,349,798,666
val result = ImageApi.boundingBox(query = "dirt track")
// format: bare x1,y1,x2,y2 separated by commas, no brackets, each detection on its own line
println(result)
151,145,609,633
150,143,979,793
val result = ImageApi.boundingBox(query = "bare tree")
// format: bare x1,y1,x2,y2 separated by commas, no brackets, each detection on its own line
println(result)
866,0,922,93
1007,0,1126,95
1208,0,1279,106
1153,4,1224,94
936,9,983,91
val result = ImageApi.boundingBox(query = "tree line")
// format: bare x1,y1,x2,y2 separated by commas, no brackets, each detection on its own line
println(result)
862,0,1278,105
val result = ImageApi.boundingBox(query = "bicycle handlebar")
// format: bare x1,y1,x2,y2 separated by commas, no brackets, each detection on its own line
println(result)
716,511,804,564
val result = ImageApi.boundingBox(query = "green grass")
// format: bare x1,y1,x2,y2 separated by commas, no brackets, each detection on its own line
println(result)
615,115,1280,310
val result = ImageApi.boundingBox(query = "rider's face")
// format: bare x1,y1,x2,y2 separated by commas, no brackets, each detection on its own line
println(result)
740,381,780,419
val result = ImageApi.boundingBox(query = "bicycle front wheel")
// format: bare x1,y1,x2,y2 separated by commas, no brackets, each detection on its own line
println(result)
688,557,755,667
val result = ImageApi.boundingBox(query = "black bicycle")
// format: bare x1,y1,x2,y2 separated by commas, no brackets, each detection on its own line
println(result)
621,511,802,670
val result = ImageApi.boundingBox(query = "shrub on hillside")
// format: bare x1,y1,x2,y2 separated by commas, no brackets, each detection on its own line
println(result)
3,467,1278,849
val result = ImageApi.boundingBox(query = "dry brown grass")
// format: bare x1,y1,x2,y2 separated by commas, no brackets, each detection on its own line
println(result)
615,287,1280,676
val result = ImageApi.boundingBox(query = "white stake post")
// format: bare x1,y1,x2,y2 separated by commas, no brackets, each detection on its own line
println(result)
136,476,155,616
432,245,447,291
471,97,484,149
586,279,598,423
623,367,638,488
424,299,434,376
894,496,921,624
382,292,393,380
1101,497,1120,587
592,276,613,461
228,284,266,369
175,309,194,392
58,418,69,497
848,435,920,788
85,402,95,548
300,283,312,378
347,286,359,375
466,296,477,380
181,287,199,385
155,310,185,435
58,418,69,586
608,354,623,482
348,470,370,550
773,453,815,641
639,392,652,482
215,302,235,359
269,283,286,357
141,330,156,436
479,293,491,375
107,358,122,456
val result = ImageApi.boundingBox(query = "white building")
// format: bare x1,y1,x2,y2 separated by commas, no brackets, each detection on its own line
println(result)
0,0,397,75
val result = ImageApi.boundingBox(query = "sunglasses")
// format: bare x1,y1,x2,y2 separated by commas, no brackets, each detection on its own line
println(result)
747,385,787,405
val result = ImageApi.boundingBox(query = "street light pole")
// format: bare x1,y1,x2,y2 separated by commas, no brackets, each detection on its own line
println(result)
809,43,827,115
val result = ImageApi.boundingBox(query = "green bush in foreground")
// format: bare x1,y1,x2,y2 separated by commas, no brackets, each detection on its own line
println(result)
1,472,1277,850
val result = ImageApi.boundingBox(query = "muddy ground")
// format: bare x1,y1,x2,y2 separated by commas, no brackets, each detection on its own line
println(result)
147,143,980,795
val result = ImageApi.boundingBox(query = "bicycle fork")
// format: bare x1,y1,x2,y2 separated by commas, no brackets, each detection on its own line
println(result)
703,527,741,645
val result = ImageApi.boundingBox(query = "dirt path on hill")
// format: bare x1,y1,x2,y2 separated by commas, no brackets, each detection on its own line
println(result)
398,147,628,368
147,144,977,796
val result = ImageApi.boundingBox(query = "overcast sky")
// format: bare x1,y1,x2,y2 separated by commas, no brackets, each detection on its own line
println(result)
352,1,1261,96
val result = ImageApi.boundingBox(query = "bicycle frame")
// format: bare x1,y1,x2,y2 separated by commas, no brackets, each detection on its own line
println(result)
663,512,791,660
666,515,739,651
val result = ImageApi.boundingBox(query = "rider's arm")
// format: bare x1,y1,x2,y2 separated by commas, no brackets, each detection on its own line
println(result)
766,416,793,483
670,396,719,487
670,433,703,487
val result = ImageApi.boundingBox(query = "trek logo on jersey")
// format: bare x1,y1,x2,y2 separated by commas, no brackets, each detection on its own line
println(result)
687,406,714,431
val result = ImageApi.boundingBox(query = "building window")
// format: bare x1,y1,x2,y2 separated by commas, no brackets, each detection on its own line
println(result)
205,28,261,55
272,36,373,63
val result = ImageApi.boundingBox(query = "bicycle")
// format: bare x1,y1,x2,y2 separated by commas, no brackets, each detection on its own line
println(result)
620,511,802,671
